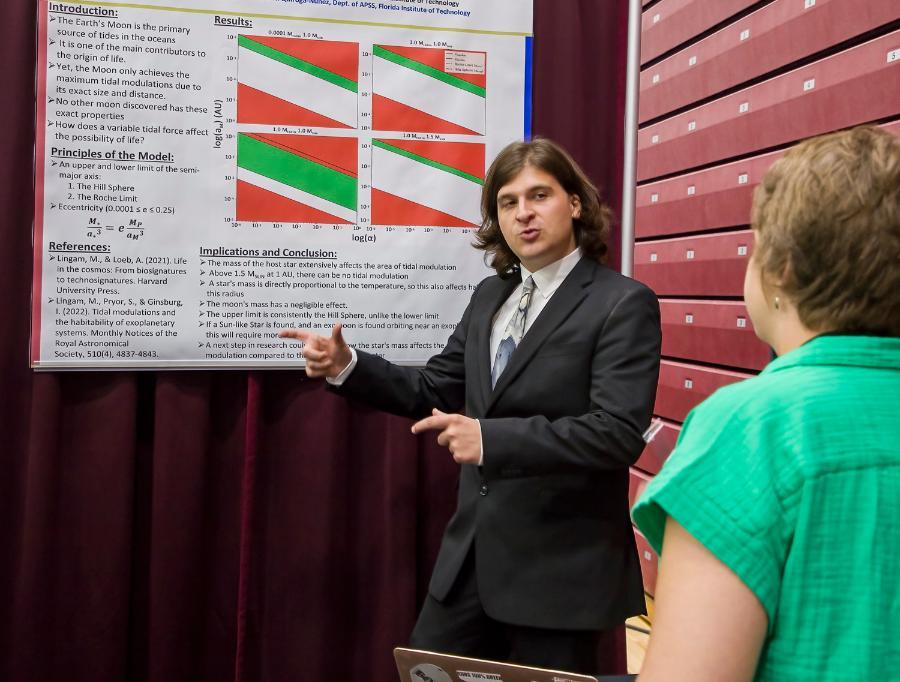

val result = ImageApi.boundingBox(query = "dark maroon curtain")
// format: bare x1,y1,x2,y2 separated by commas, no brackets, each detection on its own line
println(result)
0,2,629,680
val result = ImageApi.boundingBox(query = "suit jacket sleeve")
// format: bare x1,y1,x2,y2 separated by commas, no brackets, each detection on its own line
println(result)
480,285,661,476
328,281,484,419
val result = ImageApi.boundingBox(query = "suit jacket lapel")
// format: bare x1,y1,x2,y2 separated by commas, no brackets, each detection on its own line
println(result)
473,274,520,410
486,258,595,413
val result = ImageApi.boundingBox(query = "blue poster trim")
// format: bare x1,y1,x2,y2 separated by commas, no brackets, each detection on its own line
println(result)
524,36,533,140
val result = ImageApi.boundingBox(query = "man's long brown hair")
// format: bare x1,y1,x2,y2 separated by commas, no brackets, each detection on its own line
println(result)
475,138,612,276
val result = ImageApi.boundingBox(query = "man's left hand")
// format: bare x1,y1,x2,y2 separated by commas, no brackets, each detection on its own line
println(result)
411,409,482,464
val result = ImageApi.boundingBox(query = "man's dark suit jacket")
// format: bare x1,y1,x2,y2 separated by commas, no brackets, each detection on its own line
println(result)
336,256,661,631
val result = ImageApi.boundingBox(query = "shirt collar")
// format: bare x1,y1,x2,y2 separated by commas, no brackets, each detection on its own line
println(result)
762,334,900,375
519,248,582,301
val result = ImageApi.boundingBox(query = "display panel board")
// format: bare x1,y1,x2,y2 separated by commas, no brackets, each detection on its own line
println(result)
32,0,533,368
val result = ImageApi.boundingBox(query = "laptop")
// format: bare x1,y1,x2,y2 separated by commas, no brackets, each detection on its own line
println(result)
394,647,636,682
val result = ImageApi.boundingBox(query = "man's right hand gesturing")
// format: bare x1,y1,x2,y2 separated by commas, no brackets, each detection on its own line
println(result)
278,323,352,379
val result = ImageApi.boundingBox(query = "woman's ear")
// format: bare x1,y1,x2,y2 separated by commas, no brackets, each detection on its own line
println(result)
756,250,790,302
767,259,792,298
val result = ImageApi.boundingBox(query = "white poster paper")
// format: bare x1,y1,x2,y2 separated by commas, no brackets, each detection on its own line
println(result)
32,0,533,368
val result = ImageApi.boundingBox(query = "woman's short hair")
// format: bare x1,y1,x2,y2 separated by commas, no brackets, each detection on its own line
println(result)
751,126,900,336
475,138,612,276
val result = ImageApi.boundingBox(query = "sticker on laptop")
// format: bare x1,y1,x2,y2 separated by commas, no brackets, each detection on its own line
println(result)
409,663,453,682
457,672,502,681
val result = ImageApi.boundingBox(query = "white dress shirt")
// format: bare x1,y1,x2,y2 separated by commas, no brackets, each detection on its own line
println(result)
328,248,584,464
488,247,582,364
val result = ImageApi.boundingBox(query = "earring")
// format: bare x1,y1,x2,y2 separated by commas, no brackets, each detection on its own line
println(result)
774,296,781,310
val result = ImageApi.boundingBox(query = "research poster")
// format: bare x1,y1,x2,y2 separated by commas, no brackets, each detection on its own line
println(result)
32,0,534,368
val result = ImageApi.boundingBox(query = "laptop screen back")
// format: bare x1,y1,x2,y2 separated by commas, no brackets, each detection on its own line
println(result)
394,647,600,682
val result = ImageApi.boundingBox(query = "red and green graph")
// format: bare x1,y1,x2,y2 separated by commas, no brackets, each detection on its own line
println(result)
237,36,358,129
372,139,484,228
237,134,357,224
373,45,486,135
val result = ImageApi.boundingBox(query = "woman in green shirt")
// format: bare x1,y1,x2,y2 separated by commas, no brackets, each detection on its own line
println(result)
632,126,900,682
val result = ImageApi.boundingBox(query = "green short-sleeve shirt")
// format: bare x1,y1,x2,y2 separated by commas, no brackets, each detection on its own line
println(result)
632,335,900,681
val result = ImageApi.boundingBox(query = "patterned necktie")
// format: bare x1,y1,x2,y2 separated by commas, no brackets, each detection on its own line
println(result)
492,276,535,388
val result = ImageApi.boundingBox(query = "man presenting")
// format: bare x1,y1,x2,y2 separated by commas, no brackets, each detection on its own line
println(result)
280,138,661,675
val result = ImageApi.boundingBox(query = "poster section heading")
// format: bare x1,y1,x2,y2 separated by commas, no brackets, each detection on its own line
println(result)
33,0,531,368
43,0,533,35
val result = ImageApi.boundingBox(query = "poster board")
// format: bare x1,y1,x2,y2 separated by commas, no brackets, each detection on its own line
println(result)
32,0,534,368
